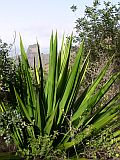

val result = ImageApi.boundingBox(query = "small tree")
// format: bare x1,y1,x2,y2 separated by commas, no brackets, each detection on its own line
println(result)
71,0,120,58
71,0,120,89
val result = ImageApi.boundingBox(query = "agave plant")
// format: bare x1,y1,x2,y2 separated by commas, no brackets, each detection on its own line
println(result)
1,32,120,159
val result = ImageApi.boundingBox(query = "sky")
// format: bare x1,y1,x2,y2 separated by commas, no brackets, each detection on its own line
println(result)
0,0,119,55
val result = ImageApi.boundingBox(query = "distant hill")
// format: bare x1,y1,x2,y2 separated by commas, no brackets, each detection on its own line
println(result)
27,44,49,69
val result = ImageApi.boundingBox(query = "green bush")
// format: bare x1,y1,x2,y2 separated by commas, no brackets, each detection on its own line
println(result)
1,32,120,159
0,40,13,103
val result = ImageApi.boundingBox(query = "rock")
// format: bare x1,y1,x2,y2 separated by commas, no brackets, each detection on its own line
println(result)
27,44,49,68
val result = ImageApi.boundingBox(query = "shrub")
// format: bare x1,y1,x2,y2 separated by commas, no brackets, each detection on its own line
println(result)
1,32,120,159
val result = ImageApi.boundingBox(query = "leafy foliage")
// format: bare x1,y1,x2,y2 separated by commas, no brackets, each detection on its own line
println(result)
0,39,22,107
71,0,120,103
0,40,14,103
1,33,120,159
71,0,120,58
